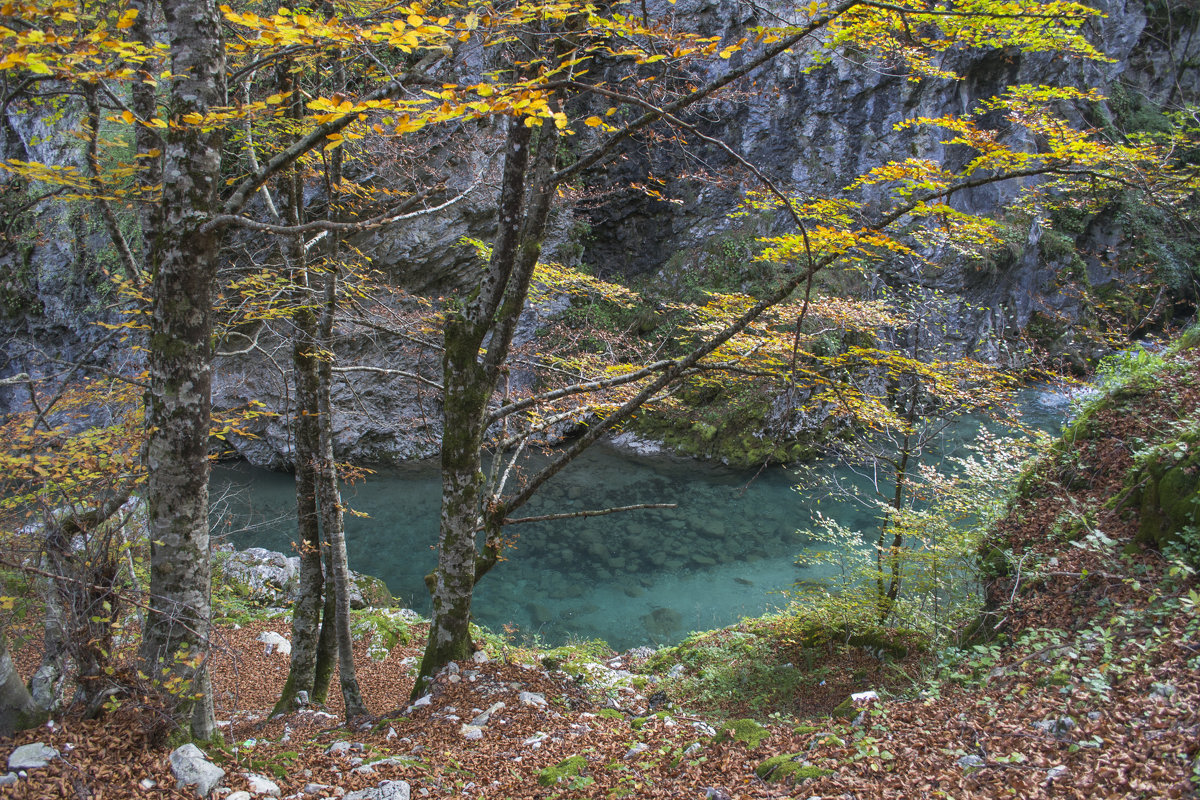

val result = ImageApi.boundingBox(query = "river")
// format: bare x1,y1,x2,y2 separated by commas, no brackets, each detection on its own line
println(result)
211,386,1072,650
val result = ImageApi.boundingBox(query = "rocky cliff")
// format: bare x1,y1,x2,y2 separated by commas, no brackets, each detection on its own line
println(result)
2,0,1196,465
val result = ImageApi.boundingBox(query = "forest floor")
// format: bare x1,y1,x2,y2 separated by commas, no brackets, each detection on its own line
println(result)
3,347,1199,799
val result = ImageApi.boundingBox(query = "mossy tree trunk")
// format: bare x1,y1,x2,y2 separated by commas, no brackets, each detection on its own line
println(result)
414,116,555,696
0,630,44,737
138,0,226,742
274,78,326,713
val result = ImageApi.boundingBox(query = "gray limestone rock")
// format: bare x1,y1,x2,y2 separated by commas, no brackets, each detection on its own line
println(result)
344,780,411,800
169,744,225,798
7,743,58,771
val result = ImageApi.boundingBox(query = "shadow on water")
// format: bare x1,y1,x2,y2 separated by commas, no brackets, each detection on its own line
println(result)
211,386,1071,651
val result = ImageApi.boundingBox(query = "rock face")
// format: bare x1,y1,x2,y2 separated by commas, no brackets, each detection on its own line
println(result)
1,1,1193,464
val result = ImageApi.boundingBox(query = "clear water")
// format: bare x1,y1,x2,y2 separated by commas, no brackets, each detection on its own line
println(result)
211,387,1068,651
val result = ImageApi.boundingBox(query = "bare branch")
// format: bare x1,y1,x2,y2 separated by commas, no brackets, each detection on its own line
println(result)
501,502,678,528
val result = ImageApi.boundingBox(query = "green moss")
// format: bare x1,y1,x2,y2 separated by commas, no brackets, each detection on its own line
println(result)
754,753,832,783
537,755,587,787
793,724,819,734
831,697,856,719
714,718,771,749
597,708,624,720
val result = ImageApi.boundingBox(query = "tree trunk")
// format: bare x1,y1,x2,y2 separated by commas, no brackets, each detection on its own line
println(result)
139,0,225,742
274,70,326,714
275,298,324,714
312,544,338,704
414,316,490,696
317,266,367,718
0,631,44,738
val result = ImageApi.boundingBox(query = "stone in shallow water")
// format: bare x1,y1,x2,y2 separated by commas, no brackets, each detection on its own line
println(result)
642,607,683,638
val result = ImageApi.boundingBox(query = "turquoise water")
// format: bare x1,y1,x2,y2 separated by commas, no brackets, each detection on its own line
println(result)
211,387,1069,651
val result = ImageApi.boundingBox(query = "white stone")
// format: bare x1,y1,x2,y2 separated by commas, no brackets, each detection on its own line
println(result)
460,725,484,740
326,741,352,756
850,690,879,704
303,784,331,795
8,743,58,771
0,773,17,787
227,793,252,800
624,743,649,760
245,773,281,797
170,744,226,798
257,632,291,657
1046,765,1069,782
343,780,411,800
140,778,157,790
471,651,488,663
518,692,547,708
471,702,504,726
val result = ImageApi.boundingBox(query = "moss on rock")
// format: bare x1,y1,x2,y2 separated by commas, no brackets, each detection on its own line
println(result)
754,752,832,783
713,718,771,749
537,755,587,787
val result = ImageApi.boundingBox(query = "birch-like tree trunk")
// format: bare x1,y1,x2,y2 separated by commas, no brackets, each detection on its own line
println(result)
138,0,226,742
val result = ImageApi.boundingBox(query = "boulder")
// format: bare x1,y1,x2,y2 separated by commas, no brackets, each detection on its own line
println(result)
244,773,281,797
169,744,225,798
7,742,58,770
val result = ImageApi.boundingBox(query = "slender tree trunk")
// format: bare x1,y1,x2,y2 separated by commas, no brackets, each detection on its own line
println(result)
414,317,489,696
139,0,225,742
317,265,367,718
274,151,325,713
312,543,338,704
274,59,327,713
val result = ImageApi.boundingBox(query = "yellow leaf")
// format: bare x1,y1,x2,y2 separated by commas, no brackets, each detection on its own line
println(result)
584,116,603,127
116,8,139,29
181,112,204,125
121,110,135,124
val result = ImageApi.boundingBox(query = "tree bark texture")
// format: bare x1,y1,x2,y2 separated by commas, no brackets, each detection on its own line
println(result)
0,631,44,737
139,0,225,742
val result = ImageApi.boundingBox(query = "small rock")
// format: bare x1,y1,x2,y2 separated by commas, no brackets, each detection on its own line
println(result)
1046,765,1069,782
227,793,252,800
472,702,505,726
294,691,309,707
245,773,281,797
1087,711,1101,721
446,662,460,675
140,778,157,790
1032,717,1076,738
0,773,17,787
472,650,489,663
704,788,732,800
667,664,686,679
343,781,411,800
386,727,397,740
352,765,376,776
326,741,353,756
407,695,432,712
1151,682,1177,699
850,690,879,704
303,784,332,796
460,725,484,740
957,755,986,769
170,744,226,798
8,743,59,771
624,743,649,760
522,733,548,748
519,691,548,708
257,631,292,657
